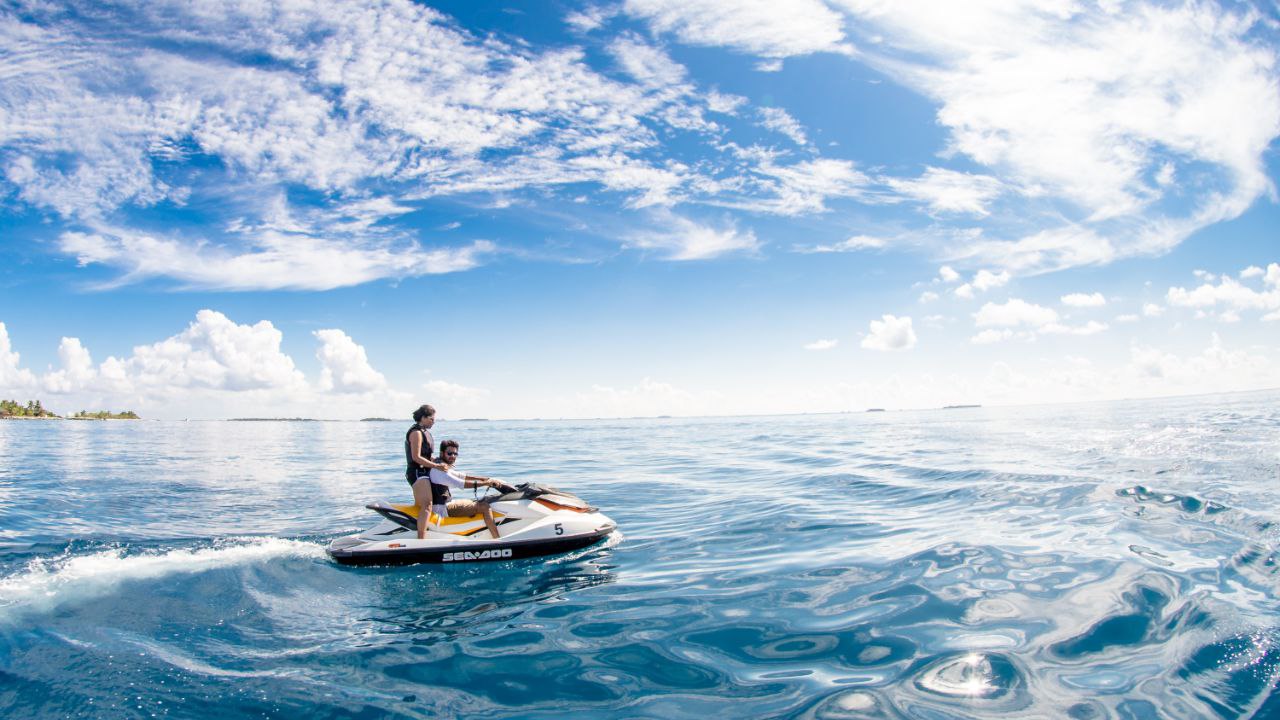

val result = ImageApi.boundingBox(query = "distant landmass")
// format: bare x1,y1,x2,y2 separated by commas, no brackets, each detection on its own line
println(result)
942,404,981,409
2,399,140,420
360,417,393,422
71,410,140,420
458,418,490,422
229,418,319,422
866,408,885,412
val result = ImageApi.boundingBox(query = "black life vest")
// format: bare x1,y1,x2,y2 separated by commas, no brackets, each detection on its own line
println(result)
405,425,451,503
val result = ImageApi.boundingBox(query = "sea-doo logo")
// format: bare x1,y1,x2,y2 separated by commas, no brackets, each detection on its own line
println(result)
443,548,513,562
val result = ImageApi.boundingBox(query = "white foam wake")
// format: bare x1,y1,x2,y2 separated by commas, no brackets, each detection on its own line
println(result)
0,538,325,621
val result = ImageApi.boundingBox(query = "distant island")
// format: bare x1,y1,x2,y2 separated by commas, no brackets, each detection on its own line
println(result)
71,409,140,420
229,417,319,422
866,408,885,412
0,399,58,418
458,418,490,422
360,417,393,422
1,399,140,420
942,404,981,409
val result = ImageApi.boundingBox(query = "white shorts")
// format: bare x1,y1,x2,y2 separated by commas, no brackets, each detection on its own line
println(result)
432,503,449,519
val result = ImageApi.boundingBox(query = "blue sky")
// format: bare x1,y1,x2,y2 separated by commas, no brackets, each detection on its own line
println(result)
1,0,1278,419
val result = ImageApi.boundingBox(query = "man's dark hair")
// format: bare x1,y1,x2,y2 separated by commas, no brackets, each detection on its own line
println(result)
439,439,460,456
412,404,436,422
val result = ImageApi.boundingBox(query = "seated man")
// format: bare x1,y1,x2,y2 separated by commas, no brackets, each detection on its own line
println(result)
428,440,517,539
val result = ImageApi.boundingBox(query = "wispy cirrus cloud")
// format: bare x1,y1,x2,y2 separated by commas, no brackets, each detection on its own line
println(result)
626,212,759,261
832,1,1280,271
623,0,851,58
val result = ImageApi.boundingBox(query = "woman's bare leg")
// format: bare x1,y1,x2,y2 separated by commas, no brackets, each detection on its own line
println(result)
411,479,434,540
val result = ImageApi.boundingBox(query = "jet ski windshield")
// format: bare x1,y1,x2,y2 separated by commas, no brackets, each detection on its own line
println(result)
498,483,594,510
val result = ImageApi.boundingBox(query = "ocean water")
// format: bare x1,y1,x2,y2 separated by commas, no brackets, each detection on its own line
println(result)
1,391,1278,719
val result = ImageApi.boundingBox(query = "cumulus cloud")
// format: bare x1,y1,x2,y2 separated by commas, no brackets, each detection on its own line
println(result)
1165,262,1280,318
1,311,416,417
861,314,917,351
315,330,387,393
0,323,37,392
1129,333,1277,389
1041,320,1109,336
938,266,961,283
970,328,1017,345
804,339,838,351
974,298,1058,328
1061,292,1107,307
955,269,1010,299
42,338,96,394
117,310,306,393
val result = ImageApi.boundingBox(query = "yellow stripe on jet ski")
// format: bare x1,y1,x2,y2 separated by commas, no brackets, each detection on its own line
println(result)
392,503,505,525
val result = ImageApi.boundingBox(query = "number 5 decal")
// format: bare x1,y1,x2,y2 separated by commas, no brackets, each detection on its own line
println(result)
554,523,564,535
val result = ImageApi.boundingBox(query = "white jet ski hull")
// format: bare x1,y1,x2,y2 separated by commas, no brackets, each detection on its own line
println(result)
327,483,616,566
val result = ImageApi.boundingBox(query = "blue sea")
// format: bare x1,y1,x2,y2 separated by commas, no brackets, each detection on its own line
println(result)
1,391,1278,719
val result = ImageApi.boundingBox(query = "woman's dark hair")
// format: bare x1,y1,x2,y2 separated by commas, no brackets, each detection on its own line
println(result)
412,404,436,422
439,439,460,456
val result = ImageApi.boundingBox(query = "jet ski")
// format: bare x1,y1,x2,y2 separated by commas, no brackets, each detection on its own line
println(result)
327,482,616,566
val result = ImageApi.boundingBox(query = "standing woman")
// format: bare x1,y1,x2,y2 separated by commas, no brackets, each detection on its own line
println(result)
406,404,451,539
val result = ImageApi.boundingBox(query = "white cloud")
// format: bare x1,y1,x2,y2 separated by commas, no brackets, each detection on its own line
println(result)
565,7,612,32
1061,292,1107,307
624,0,850,58
9,0,830,289
1040,320,1109,336
59,227,496,291
314,330,387,393
974,298,1058,328
423,379,491,408
1143,303,1164,317
627,213,759,260
1240,265,1264,279
723,157,873,215
954,268,1010,299
119,310,306,393
919,291,939,303
42,338,96,394
572,377,702,417
1128,333,1277,390
938,265,960,283
794,234,886,253
759,107,809,146
1115,314,1140,323
885,166,1003,216
835,2,1280,272
804,339,838,351
861,314,917,351
970,328,1015,345
972,269,1010,292
957,226,1117,274
1165,263,1280,317
0,322,37,393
